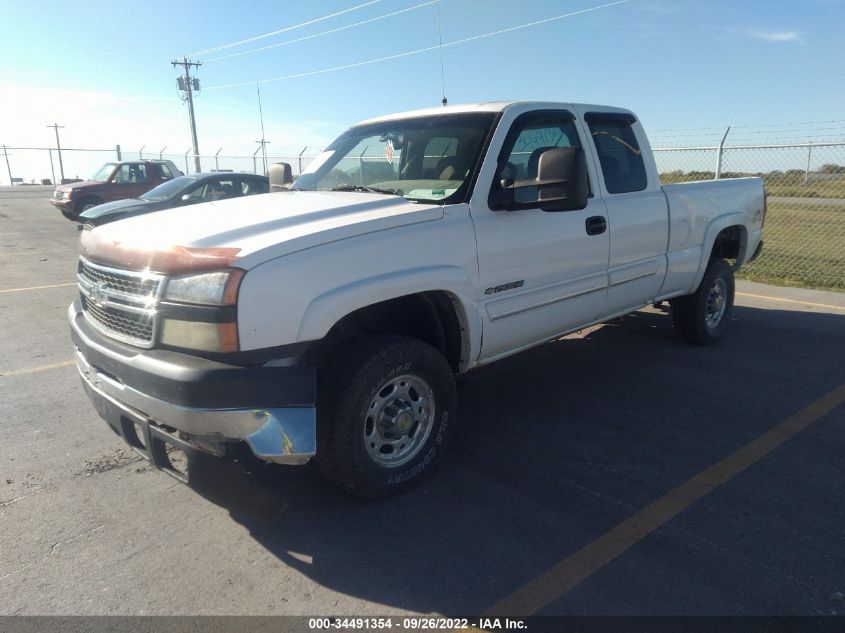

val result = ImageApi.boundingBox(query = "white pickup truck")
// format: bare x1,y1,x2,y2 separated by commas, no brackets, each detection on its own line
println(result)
70,101,765,498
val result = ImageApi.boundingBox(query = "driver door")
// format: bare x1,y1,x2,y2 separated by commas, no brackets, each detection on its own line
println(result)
471,110,610,362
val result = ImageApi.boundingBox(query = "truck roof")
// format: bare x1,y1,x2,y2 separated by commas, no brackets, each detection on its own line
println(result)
355,101,635,126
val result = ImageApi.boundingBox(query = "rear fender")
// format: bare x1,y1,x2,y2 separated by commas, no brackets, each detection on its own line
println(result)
690,214,748,292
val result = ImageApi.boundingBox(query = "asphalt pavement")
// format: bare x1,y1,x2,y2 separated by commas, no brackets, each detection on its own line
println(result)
1,185,844,616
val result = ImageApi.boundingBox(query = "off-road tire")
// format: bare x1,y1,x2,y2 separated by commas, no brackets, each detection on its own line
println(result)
316,334,457,499
670,258,735,345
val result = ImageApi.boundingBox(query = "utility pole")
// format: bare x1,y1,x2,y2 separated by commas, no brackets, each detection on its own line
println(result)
255,140,270,175
172,57,202,172
255,140,270,176
46,123,65,182
255,82,269,175
2,145,13,186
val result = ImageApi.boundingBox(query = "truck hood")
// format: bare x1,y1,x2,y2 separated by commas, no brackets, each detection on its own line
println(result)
57,180,105,192
80,190,444,273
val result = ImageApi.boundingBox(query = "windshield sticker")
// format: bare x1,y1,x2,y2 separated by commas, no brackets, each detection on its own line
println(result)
405,188,456,199
384,140,395,164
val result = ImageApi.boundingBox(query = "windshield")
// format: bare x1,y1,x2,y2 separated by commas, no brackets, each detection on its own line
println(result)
140,176,196,201
91,163,117,182
293,112,496,204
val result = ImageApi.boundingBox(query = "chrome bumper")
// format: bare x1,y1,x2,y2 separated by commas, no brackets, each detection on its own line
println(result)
71,304,316,466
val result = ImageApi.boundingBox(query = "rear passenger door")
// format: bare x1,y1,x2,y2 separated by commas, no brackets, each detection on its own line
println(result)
580,111,669,315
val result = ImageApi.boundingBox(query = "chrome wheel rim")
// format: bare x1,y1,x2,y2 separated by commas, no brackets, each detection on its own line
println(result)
705,278,728,330
363,374,435,468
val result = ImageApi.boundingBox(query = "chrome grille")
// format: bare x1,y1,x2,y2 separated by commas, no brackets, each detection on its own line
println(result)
79,258,159,298
81,296,155,342
77,257,165,347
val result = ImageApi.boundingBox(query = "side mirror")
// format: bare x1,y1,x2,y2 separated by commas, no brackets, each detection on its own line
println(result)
490,147,589,212
180,194,192,202
269,162,293,191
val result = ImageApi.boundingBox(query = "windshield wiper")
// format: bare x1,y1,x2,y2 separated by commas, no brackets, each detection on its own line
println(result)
329,184,400,196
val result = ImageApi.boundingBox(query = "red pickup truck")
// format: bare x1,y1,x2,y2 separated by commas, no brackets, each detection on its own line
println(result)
51,160,183,219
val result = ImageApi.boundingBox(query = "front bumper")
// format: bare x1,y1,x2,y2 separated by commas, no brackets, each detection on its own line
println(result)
69,302,317,466
50,198,73,212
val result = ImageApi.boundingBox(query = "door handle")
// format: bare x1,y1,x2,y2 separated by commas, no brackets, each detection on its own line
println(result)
585,216,607,236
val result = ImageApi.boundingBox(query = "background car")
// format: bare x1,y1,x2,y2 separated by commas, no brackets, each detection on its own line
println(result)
78,172,270,226
51,160,183,219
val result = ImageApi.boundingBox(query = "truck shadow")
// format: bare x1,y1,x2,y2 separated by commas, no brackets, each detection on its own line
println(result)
184,304,845,614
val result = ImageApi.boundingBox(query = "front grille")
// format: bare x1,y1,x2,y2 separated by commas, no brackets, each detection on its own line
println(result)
81,295,155,342
78,257,165,347
79,259,159,298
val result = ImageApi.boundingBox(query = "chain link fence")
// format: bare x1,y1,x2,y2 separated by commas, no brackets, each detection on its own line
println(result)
3,139,843,291
0,146,321,185
655,142,845,291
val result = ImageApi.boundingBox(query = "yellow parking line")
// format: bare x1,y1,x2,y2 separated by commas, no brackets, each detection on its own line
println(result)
0,282,76,294
736,291,845,312
0,360,75,377
485,382,845,616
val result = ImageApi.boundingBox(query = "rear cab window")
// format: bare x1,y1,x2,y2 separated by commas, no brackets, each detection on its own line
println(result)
155,163,175,181
585,113,647,194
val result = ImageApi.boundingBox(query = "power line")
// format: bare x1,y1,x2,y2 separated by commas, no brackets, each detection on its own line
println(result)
186,0,384,57
205,1,438,63
206,0,633,90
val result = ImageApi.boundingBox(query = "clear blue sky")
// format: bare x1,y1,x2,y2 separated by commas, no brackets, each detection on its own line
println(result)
2,0,844,157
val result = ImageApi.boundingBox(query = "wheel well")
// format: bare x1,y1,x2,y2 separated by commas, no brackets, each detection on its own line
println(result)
308,291,466,372
75,195,102,210
710,225,743,261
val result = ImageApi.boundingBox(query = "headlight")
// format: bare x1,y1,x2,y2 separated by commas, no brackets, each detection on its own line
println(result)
160,269,244,353
164,270,243,305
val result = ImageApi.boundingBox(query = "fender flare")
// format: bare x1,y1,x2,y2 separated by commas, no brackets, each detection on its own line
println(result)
690,213,749,292
296,265,482,368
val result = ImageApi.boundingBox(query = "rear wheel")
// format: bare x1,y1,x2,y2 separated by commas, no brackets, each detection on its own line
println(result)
670,258,735,345
316,335,457,499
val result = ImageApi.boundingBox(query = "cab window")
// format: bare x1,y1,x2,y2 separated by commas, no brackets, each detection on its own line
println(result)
241,178,269,196
498,113,582,181
113,164,148,184
586,114,647,194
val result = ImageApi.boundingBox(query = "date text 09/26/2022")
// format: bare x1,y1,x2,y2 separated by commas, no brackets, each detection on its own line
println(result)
308,617,528,630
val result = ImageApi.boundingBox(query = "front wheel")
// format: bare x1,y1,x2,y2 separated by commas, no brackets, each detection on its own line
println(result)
670,258,735,345
316,335,457,499
75,197,102,214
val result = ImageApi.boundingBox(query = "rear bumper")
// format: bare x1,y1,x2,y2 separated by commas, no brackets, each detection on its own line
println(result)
69,302,317,465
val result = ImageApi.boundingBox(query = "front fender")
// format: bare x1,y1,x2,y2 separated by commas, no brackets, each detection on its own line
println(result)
296,265,482,366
